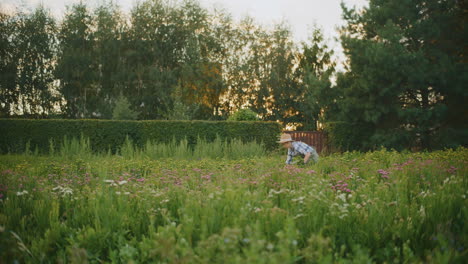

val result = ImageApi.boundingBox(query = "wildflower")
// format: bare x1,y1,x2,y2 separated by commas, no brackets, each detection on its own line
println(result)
447,166,458,174
16,190,29,196
118,180,128,185
136,178,145,182
419,206,426,218
266,243,274,250
291,196,305,203
337,193,347,202
378,169,390,179
53,186,73,196
294,213,305,219
201,174,211,180
104,180,114,183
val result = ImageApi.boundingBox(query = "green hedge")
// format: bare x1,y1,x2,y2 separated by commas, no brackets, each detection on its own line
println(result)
0,119,281,154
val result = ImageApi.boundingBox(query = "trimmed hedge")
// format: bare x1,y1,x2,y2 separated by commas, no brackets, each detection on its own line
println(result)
0,119,282,154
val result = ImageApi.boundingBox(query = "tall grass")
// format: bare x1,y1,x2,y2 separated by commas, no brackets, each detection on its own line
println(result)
62,135,267,160
58,135,92,159
0,148,466,263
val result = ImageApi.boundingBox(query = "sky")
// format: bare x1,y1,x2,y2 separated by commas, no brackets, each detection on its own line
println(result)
1,0,369,66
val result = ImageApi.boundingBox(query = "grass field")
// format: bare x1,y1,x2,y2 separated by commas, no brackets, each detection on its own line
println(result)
0,143,466,263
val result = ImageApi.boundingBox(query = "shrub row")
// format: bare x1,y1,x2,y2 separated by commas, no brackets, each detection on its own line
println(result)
0,119,282,154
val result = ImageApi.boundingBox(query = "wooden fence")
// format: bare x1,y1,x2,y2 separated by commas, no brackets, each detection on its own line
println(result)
283,131,328,154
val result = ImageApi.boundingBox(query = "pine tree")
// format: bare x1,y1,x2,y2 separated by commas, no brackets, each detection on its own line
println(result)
112,94,138,120
331,0,468,150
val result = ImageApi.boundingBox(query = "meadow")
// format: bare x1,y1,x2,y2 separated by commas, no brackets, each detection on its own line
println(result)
0,139,466,263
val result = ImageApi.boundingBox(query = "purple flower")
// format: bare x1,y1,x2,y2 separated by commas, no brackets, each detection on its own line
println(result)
377,169,390,179
447,166,458,174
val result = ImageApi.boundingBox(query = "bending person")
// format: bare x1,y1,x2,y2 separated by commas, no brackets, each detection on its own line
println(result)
278,133,319,165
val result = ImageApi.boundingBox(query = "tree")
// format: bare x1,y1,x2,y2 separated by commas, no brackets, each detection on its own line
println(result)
17,7,58,116
295,26,335,130
93,2,125,119
227,109,259,121
55,3,96,118
0,11,18,117
331,0,468,150
112,93,138,120
0,7,58,117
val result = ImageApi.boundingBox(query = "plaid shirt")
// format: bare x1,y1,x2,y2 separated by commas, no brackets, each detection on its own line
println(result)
285,141,318,164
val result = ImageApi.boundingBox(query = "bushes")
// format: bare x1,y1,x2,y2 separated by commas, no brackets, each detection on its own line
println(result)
0,119,281,154
227,109,260,121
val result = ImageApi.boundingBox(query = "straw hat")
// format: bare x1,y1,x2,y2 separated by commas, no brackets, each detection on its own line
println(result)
277,133,294,143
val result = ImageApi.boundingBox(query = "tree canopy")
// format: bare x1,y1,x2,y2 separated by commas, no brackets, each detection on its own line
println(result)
325,0,467,150
1,0,466,151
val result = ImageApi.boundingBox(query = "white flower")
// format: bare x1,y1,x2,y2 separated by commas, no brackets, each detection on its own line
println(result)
16,190,28,196
338,214,348,219
337,193,347,203
266,243,274,250
419,206,426,218
291,196,305,203
52,186,73,196
104,180,114,183
294,213,304,219
61,188,73,196
118,180,128,185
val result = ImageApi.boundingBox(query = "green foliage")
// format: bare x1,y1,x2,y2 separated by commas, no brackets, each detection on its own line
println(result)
227,109,259,121
55,3,96,118
112,94,139,120
0,7,58,117
1,1,336,127
0,119,281,154
0,148,466,262
329,0,468,151
295,26,335,130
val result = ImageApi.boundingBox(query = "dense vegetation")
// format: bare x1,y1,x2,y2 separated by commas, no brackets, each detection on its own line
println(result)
0,144,466,263
0,119,281,154
0,0,466,149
